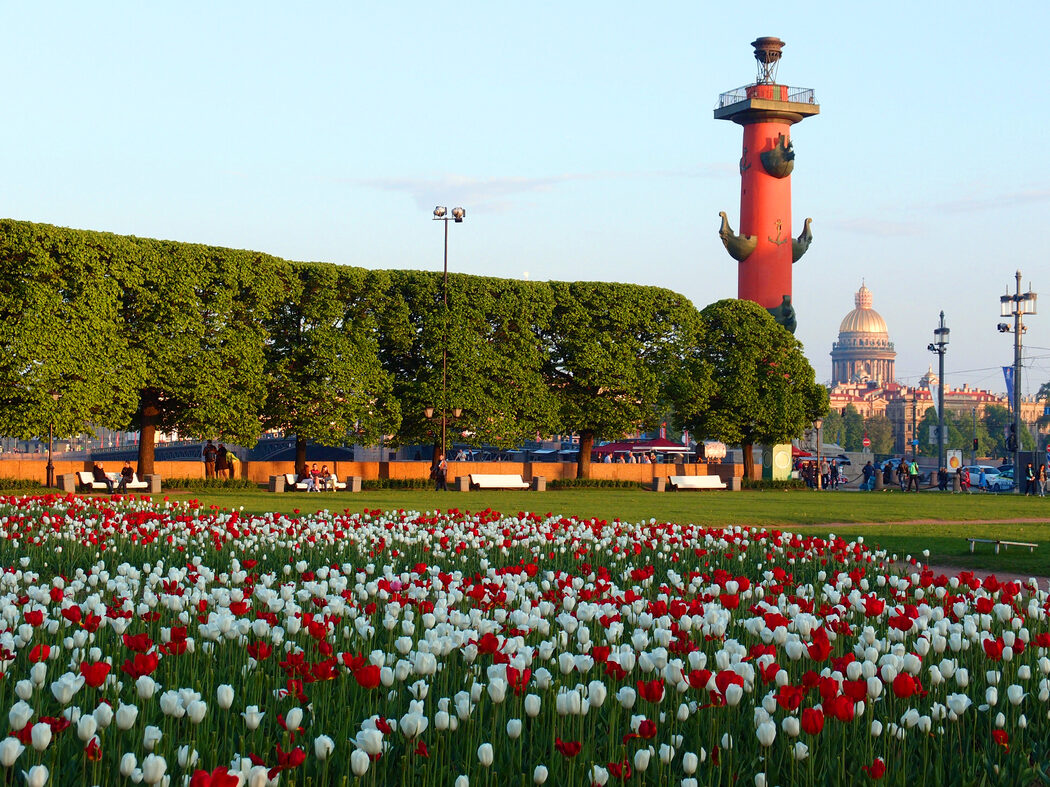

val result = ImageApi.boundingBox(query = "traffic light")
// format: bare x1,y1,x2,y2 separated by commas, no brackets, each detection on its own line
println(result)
1007,424,1017,453
973,438,979,451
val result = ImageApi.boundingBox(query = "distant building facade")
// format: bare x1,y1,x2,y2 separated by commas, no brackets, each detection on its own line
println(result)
828,284,1043,453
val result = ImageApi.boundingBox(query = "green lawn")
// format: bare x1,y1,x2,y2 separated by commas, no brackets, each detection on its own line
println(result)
153,487,1050,576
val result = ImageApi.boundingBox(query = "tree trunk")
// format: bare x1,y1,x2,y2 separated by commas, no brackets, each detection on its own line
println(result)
137,392,160,477
577,431,594,480
295,435,307,476
742,443,757,481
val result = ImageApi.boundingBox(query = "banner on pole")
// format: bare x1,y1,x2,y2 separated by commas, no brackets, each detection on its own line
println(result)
1003,366,1014,410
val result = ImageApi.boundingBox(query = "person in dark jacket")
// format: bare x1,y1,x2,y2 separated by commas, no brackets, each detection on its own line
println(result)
91,462,115,493
116,460,135,494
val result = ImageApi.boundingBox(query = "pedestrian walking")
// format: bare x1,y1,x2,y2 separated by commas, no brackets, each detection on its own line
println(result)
1025,463,1037,496
861,460,875,491
432,453,448,491
907,460,920,492
202,440,217,479
1039,464,1047,497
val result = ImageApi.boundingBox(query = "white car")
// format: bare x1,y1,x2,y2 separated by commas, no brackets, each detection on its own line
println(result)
962,465,1000,489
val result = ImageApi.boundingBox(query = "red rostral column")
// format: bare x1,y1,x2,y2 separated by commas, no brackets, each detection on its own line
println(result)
715,37,818,333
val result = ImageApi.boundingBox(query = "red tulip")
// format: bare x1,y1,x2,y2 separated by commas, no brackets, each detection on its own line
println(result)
80,661,111,688
992,730,1009,751
863,757,886,779
555,738,582,757
636,679,665,704
190,767,242,787
84,736,102,761
801,707,824,735
122,633,153,653
353,664,382,690
28,644,50,663
983,638,1004,661
637,719,657,739
891,673,916,699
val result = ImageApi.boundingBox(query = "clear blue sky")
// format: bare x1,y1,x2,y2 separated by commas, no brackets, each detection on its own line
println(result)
3,2,1049,397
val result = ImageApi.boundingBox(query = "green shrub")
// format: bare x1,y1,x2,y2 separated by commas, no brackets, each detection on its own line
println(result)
547,478,645,490
161,478,259,491
741,478,808,491
362,479,433,490
0,478,44,491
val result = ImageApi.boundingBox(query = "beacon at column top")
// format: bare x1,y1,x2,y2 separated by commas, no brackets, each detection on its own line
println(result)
714,37,820,125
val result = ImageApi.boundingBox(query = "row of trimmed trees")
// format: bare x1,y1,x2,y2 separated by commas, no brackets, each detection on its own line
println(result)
0,219,828,479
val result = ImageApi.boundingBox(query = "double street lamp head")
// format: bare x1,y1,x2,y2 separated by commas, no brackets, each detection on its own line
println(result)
433,206,466,223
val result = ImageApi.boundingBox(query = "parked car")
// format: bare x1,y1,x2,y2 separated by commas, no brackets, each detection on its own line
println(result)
989,468,1015,492
962,465,1000,489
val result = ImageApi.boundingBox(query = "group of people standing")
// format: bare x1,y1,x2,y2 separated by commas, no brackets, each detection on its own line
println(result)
202,440,238,479
797,459,843,489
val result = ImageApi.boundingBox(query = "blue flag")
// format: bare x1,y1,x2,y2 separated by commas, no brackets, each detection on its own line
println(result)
1003,366,1014,411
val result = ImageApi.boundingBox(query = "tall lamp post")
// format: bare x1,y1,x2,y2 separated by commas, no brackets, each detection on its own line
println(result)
997,271,1037,494
814,417,823,490
46,390,60,488
431,206,465,460
927,311,949,475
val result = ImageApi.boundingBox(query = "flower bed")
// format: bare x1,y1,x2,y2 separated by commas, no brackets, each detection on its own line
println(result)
0,493,1046,785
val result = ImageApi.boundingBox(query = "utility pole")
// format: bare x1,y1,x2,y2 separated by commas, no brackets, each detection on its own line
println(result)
998,271,1037,494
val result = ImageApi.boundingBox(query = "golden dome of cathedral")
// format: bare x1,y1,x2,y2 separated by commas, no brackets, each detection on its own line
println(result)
838,284,888,336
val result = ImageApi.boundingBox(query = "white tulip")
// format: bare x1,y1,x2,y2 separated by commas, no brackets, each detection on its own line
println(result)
135,675,157,700
524,694,542,717
76,714,97,742
115,703,139,730
986,686,998,707
8,701,33,731
0,737,24,767
216,684,234,709
477,743,493,766
30,723,51,752
350,749,370,776
242,706,265,730
143,725,162,751
314,735,334,761
286,707,304,730
634,747,651,772
119,753,137,778
756,720,776,747
22,765,47,787
1007,685,1025,706
506,718,522,739
725,684,743,706
455,776,469,787
92,702,113,729
533,764,548,784
177,745,198,769
659,743,675,763
141,753,167,785
793,741,810,761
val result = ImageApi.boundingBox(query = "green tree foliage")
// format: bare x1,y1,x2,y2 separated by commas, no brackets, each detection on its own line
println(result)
841,405,864,451
822,409,844,448
263,263,401,471
116,240,286,474
0,221,139,439
542,282,701,479
378,272,558,456
982,403,1036,459
687,299,827,479
863,414,895,455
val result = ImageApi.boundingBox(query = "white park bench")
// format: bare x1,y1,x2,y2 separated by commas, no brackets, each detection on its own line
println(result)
74,471,150,493
276,473,350,492
669,475,727,491
468,474,531,490
967,538,1038,555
